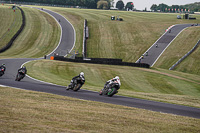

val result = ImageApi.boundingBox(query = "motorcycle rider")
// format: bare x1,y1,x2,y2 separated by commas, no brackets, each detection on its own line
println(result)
18,66,27,74
66,72,85,90
15,66,27,81
0,64,6,71
103,76,121,91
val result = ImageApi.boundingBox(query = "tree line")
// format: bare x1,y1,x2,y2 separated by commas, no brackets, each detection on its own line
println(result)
5,0,115,9
150,2,200,12
5,0,134,10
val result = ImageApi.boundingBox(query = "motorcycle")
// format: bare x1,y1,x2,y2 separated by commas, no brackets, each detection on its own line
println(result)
15,69,26,81
0,67,5,77
66,77,85,91
99,81,120,97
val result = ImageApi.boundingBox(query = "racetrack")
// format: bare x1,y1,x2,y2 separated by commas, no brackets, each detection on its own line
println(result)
0,7,200,119
136,24,200,67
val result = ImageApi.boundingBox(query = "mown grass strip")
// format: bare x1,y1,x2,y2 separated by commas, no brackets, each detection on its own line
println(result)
0,86,199,133
25,60,200,108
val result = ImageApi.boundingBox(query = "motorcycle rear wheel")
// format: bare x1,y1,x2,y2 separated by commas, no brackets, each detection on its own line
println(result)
0,71,4,77
107,88,117,97
73,84,81,91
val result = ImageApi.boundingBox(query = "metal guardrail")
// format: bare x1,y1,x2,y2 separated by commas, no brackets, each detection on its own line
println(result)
169,40,200,70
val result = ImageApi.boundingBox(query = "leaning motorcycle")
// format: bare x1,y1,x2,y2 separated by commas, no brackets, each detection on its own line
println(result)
99,81,120,97
66,77,85,91
0,67,5,77
15,69,26,81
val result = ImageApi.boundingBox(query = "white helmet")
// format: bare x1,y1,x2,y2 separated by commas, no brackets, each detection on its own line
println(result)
115,76,119,80
80,72,84,77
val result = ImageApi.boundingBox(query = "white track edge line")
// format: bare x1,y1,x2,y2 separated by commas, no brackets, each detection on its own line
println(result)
151,26,189,67
135,25,175,63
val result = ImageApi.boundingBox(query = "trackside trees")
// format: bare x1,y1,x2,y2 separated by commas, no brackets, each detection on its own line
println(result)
97,0,109,9
125,2,134,11
150,4,157,12
116,0,124,10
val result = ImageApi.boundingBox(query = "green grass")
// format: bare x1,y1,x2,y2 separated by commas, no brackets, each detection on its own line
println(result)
36,6,200,62
0,5,22,49
0,86,200,133
0,6,60,58
0,5,200,131
25,60,200,108
154,26,200,74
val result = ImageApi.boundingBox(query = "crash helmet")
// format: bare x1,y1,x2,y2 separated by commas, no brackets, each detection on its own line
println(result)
22,66,26,69
80,72,84,77
2,64,5,67
115,76,119,80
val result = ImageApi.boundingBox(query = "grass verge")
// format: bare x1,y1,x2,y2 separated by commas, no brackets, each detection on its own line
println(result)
0,6,60,58
25,60,200,108
36,6,200,62
154,26,200,74
0,5,22,49
0,86,199,132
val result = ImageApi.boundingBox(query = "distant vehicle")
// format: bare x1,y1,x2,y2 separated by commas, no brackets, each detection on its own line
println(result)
177,15,181,19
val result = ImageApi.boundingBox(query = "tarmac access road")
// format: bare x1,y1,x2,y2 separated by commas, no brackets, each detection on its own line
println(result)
136,24,200,67
0,7,200,119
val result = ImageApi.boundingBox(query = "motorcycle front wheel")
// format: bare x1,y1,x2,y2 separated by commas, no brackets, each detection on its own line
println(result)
99,90,103,95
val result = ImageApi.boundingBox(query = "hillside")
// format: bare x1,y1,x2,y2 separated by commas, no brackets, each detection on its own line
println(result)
43,7,200,63
0,5,200,132
0,5,22,49
25,60,200,108
0,6,60,58
154,26,200,75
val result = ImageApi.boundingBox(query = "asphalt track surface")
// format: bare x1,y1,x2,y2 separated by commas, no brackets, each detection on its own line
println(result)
136,24,200,67
0,7,200,119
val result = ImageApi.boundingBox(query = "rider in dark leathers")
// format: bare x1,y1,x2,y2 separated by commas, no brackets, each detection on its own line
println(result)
66,72,85,90
18,66,27,74
15,66,27,81
0,64,6,76
0,64,6,71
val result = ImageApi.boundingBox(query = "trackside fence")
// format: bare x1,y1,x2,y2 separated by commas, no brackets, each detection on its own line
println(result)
0,7,25,53
54,56,150,68
82,19,89,58
169,40,200,70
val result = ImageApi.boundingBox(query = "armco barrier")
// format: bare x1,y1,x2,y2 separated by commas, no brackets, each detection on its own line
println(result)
169,40,200,70
54,56,150,68
0,7,25,53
